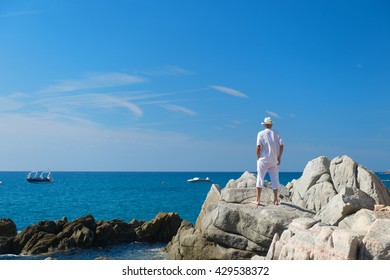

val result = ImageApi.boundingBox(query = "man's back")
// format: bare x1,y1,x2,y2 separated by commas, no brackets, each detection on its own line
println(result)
257,128,283,165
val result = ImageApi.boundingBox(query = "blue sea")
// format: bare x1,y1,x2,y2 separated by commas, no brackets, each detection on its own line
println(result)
0,171,389,260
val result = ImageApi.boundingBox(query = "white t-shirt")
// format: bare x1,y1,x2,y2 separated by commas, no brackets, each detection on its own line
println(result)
256,128,283,165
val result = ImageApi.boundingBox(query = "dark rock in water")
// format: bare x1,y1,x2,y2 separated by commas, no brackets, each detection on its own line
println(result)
94,219,137,246
135,212,182,243
0,212,182,256
55,214,96,251
0,237,14,254
12,219,65,255
0,218,17,237
0,219,17,254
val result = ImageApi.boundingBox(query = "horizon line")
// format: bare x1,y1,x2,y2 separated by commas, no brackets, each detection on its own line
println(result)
0,170,305,173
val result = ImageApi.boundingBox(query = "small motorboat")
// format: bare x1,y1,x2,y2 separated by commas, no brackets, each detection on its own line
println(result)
187,177,212,183
26,171,54,183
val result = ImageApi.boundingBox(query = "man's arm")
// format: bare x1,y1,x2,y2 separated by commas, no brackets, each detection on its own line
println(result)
256,145,261,160
278,144,284,165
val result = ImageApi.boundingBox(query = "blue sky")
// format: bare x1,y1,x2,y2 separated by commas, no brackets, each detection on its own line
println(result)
0,0,389,172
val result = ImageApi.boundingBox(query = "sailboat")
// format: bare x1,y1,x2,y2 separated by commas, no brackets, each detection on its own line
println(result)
26,171,54,183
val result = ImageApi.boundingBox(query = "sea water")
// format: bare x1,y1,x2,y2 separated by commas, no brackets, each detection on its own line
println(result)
0,171,388,260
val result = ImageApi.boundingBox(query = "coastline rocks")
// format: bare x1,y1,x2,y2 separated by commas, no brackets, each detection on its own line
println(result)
316,187,376,226
288,155,390,227
167,172,315,259
264,156,390,260
135,212,183,243
1,212,182,256
267,215,390,260
0,218,17,237
167,220,254,260
0,218,17,254
202,202,313,254
360,219,390,259
265,218,362,260
167,155,390,260
289,155,390,212
94,219,137,246
338,209,377,234
12,218,67,255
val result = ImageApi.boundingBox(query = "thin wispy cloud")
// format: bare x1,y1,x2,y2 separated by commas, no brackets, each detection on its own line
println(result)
33,111,98,126
42,93,145,118
44,72,145,93
266,110,281,119
161,104,197,116
93,95,143,118
214,119,246,130
0,11,40,18
225,120,244,129
5,69,253,130
145,65,193,77
9,92,29,98
0,97,24,112
7,91,147,121
209,85,248,98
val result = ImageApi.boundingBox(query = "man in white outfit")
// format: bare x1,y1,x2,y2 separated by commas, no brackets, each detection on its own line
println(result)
252,117,284,205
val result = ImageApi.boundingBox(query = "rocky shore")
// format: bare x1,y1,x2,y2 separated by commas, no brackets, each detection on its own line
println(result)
1,155,389,260
0,212,182,256
166,155,390,260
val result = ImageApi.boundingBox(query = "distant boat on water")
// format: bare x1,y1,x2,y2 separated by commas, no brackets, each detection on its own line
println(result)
187,177,212,183
26,171,54,183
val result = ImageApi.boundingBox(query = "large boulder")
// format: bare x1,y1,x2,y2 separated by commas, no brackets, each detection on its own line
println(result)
94,219,137,246
135,212,182,243
12,215,94,255
263,155,390,260
202,202,313,253
0,218,17,237
12,218,66,254
330,156,390,205
291,156,331,202
195,184,222,230
338,209,377,235
289,155,390,214
316,187,376,226
0,218,18,254
167,172,314,259
166,220,255,260
267,213,390,260
359,219,390,260
266,218,362,260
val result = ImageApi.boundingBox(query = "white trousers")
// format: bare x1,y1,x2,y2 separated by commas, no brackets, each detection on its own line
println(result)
256,160,280,189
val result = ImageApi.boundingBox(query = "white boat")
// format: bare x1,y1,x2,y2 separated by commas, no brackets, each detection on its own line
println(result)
187,177,212,183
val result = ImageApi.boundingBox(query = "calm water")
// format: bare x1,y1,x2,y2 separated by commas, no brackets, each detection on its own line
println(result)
0,171,388,260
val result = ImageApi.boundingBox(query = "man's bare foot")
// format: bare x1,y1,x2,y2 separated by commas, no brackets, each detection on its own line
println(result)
250,201,260,206
273,200,279,206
